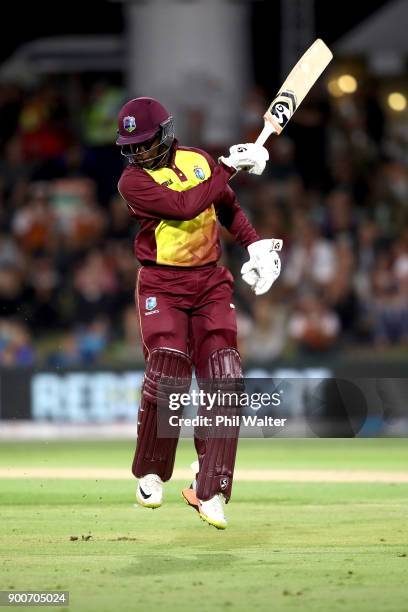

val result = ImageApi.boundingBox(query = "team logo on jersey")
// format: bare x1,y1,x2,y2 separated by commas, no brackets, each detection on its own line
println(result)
123,116,136,133
145,296,157,311
194,167,205,181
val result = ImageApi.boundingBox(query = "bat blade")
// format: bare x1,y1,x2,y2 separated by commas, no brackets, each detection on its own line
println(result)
256,39,333,145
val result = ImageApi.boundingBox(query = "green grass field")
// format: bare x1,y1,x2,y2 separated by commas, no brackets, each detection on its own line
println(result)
0,439,407,612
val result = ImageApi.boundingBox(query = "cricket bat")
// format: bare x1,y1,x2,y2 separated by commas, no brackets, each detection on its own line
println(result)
256,39,333,146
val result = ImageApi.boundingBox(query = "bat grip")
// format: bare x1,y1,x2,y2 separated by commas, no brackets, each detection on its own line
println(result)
255,122,276,146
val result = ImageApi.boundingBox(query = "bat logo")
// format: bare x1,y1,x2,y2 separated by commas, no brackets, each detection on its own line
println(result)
271,90,297,128
220,477,229,490
272,103,291,125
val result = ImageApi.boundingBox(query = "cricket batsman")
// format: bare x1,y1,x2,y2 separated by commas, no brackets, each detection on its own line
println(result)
117,97,281,529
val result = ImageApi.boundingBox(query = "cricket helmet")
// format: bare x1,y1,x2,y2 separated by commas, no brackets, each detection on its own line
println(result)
116,97,174,168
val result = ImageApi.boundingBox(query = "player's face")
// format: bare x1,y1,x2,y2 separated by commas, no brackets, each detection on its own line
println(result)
121,133,166,169
133,134,162,169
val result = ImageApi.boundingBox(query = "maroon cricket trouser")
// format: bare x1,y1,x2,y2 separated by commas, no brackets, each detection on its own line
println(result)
133,263,241,499
136,264,238,371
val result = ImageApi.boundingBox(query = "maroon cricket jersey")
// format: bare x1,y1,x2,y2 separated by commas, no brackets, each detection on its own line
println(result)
118,141,260,267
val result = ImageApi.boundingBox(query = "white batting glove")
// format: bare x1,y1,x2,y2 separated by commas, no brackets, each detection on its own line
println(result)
241,239,282,295
219,143,269,175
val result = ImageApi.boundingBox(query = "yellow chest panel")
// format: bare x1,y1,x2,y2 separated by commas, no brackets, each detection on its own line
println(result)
145,149,211,191
145,149,218,266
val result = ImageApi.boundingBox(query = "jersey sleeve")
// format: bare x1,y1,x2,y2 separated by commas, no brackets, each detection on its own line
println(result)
118,162,235,221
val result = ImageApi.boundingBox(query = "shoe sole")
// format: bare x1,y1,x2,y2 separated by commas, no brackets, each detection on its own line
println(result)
136,497,162,509
181,488,199,512
198,511,227,530
181,488,227,530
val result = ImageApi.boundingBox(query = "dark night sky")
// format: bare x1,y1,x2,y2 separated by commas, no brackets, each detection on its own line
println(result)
252,0,390,94
315,0,388,42
0,1,124,62
0,0,391,88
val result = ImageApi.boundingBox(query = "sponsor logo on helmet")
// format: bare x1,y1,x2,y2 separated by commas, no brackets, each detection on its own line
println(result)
123,116,136,133
194,167,205,181
220,477,229,490
145,296,157,310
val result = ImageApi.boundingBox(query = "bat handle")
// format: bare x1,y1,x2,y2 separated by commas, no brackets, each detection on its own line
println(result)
255,121,276,146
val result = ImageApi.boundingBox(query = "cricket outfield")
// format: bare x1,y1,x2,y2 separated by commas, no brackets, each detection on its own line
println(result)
0,439,407,612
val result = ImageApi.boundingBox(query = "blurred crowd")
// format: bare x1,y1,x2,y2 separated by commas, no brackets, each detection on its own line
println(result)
0,76,407,367
234,83,408,362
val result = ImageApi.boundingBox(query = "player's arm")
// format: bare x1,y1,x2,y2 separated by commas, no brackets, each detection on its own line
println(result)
118,137,267,222
193,147,262,247
118,140,269,221
195,147,263,248
118,162,236,221
203,143,282,297
215,186,282,295
215,185,259,248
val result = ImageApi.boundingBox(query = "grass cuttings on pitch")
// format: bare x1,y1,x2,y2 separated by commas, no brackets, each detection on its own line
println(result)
0,439,407,612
